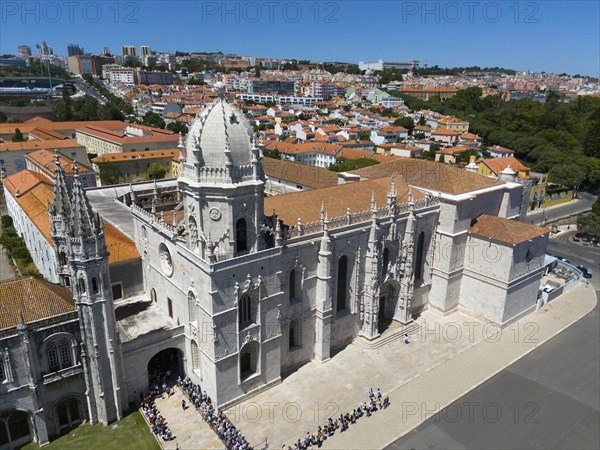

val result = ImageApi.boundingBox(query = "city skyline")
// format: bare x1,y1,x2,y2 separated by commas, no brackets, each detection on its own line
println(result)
1,1,598,76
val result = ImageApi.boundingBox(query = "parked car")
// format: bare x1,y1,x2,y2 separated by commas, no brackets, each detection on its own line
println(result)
577,265,593,278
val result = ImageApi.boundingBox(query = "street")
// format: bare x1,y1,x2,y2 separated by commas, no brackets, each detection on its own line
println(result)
527,192,596,226
387,239,599,450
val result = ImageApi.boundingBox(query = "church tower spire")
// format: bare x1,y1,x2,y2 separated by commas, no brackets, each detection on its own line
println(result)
49,151,73,286
54,166,125,425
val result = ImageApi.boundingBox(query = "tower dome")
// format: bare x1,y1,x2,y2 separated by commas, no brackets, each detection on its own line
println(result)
186,99,253,167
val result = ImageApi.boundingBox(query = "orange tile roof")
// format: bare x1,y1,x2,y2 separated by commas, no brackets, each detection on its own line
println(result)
26,149,92,174
432,129,462,135
436,145,471,155
265,176,423,226
351,158,504,195
469,214,550,244
78,125,178,145
28,127,69,141
0,139,83,153
0,120,126,136
263,157,339,189
1,170,51,197
0,277,75,330
479,156,530,177
3,175,139,264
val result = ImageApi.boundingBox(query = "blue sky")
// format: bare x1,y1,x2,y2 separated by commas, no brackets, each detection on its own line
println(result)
2,1,599,76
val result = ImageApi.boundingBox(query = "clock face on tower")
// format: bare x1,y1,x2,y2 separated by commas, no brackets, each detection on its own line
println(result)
209,207,221,221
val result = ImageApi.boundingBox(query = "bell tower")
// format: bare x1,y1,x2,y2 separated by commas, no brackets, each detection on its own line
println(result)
50,164,124,425
178,98,265,262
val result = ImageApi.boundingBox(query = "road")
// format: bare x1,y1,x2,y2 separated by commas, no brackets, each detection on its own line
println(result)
527,192,596,226
387,239,599,450
73,79,107,105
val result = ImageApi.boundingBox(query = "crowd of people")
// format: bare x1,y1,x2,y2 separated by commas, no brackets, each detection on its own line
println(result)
282,388,390,449
141,387,176,442
179,376,253,450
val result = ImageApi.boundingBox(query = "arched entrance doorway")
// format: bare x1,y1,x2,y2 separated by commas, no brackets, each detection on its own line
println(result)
0,410,32,450
55,397,84,433
378,281,399,333
147,348,184,389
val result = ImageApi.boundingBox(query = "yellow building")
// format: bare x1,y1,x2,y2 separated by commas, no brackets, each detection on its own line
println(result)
91,149,179,186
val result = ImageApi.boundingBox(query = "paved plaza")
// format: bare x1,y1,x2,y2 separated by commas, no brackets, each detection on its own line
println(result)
146,282,596,450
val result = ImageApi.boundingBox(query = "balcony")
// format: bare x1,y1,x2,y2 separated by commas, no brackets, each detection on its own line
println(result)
42,364,83,385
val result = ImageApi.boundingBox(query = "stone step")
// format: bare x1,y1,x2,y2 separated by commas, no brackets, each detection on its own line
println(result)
355,321,420,350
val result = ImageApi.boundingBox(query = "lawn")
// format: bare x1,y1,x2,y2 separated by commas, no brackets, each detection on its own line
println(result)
22,410,160,450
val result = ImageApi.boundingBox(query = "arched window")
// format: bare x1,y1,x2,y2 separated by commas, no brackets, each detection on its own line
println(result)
414,232,425,281
78,278,86,295
240,341,259,379
58,251,67,266
150,288,157,303
336,255,348,312
188,292,196,322
0,411,31,448
289,317,302,350
239,294,252,325
92,277,98,293
236,218,247,252
46,343,59,372
59,340,72,368
56,398,83,431
191,340,200,370
0,359,5,381
45,338,74,374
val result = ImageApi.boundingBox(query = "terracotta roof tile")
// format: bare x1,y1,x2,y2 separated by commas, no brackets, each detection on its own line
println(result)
263,157,338,189
265,176,423,226
0,277,75,330
351,158,503,195
469,214,550,244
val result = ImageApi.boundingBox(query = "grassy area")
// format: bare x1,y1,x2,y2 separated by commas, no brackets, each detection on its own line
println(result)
22,411,160,450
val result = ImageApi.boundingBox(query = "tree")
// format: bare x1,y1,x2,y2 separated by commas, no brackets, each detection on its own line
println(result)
166,122,189,135
147,163,167,180
0,111,7,123
548,163,587,188
394,117,415,133
329,157,379,172
11,128,25,142
97,163,123,185
255,66,261,77
142,112,165,129
418,116,427,126
583,119,600,158
577,208,600,239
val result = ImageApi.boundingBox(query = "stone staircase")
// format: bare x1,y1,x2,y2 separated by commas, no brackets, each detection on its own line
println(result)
355,321,420,350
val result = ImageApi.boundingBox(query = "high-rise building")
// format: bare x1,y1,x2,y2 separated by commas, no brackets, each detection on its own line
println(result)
140,46,151,58
67,44,85,57
103,47,111,56
121,45,137,57
17,45,32,57
38,41,53,56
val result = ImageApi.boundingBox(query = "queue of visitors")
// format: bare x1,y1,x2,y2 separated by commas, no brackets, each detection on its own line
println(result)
282,388,390,449
179,376,253,450
141,387,176,442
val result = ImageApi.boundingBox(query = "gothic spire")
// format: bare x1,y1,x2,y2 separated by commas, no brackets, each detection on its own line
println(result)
70,164,99,238
51,150,71,217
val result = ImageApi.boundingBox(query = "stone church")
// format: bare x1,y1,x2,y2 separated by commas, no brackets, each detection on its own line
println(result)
0,99,550,448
